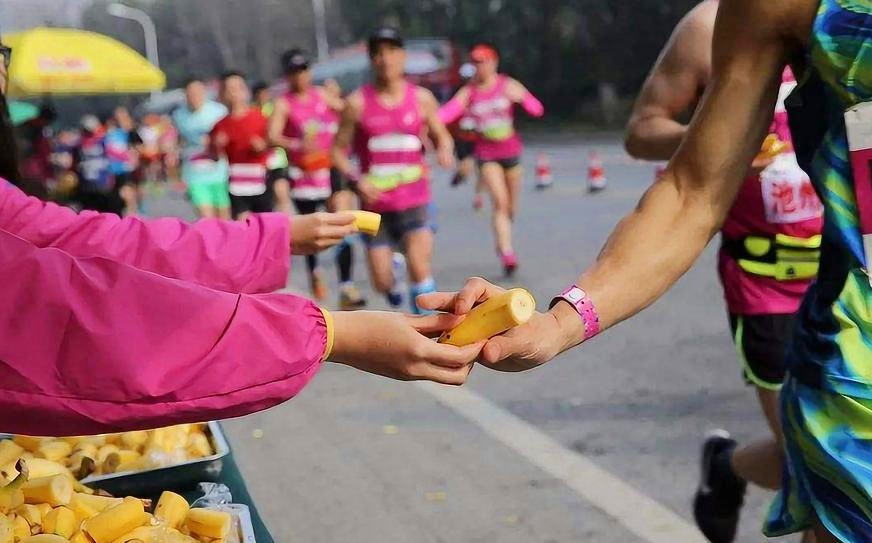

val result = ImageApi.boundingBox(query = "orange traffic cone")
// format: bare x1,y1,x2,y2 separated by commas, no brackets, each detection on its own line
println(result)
587,151,607,193
535,153,553,190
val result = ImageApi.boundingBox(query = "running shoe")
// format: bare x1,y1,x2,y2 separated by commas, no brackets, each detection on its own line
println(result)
501,251,518,277
310,272,328,302
339,284,367,310
473,193,484,212
693,430,746,543
386,289,404,308
387,252,407,309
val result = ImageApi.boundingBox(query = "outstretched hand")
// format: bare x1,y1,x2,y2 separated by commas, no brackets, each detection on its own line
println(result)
416,277,579,372
329,311,485,385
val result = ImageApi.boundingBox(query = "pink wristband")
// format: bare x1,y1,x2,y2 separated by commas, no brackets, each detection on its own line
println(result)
550,285,600,341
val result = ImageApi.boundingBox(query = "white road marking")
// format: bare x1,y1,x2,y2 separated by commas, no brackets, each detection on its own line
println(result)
415,382,707,543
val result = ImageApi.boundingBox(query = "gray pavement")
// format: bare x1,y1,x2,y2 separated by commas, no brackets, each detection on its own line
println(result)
148,135,797,542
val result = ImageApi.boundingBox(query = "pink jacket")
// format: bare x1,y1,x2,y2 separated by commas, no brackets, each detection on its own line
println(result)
0,182,329,436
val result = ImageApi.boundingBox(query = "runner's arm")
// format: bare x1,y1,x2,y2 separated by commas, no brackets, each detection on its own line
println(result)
330,91,363,180
507,79,545,118
268,99,300,151
319,86,347,113
420,87,455,168
427,0,799,368
438,86,471,125
624,1,716,161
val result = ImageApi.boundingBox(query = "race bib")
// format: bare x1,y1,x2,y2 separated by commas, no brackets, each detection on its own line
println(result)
760,153,823,224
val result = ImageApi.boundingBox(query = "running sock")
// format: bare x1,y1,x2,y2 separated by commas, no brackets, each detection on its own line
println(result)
409,277,436,315
336,239,353,283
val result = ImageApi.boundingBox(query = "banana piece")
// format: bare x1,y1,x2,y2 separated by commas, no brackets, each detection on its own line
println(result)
21,535,72,543
14,504,42,531
153,492,188,530
185,432,211,459
12,438,43,454
68,494,99,523
70,532,90,543
21,476,73,508
109,525,155,543
0,460,28,514
184,509,231,540
12,514,30,540
118,432,148,451
0,514,12,543
350,211,381,236
43,507,76,539
82,497,147,543
0,442,24,469
35,443,71,464
71,494,121,514
438,288,536,347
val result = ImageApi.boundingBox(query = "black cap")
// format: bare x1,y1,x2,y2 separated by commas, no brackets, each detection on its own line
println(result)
281,49,311,74
367,27,404,54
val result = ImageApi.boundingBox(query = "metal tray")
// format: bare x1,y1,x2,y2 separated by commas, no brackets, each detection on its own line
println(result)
79,421,230,497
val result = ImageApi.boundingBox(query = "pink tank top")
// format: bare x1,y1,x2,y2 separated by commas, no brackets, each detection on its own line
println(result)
468,75,523,161
718,68,825,315
283,89,338,200
354,82,430,213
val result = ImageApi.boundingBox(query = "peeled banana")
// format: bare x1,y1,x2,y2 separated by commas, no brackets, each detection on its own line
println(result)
351,211,381,236
756,134,790,161
439,288,536,347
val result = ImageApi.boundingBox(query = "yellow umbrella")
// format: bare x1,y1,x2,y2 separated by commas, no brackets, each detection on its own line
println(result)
4,27,166,97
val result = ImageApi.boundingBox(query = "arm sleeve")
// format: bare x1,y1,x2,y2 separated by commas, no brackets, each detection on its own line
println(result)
0,228,328,436
520,91,545,118
438,96,467,125
0,182,291,294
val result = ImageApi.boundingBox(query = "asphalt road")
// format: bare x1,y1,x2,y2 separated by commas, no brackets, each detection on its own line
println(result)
149,134,797,543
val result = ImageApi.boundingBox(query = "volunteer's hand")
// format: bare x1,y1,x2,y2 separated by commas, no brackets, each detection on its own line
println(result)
329,311,485,385
355,179,382,206
417,277,584,372
289,212,356,255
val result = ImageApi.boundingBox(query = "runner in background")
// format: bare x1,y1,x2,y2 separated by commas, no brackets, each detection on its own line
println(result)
159,113,180,188
74,115,120,214
172,77,231,219
448,63,478,193
104,106,142,216
253,82,275,118
624,3,822,540
332,27,454,313
211,72,273,221
440,43,544,276
270,48,365,308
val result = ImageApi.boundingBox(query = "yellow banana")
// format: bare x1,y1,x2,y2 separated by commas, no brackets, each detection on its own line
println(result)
21,535,71,543
70,494,121,513
184,509,231,540
0,442,24,469
185,433,211,459
43,507,76,539
438,288,536,347
351,211,381,236
35,442,72,464
68,493,99,523
0,460,28,514
12,437,43,454
118,432,148,451
0,514,12,543
153,492,188,530
21,476,73,508
14,504,42,530
82,497,147,543
109,525,155,543
70,532,90,543
12,514,30,540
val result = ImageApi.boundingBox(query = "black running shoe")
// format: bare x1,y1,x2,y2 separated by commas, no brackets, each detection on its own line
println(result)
693,430,747,543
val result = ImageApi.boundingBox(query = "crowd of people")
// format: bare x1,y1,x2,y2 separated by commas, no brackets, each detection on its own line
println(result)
3,0,872,540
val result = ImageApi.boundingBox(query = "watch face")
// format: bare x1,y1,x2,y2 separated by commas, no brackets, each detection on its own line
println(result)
566,287,585,303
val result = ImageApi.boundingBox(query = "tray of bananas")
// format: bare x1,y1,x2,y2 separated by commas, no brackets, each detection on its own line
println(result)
0,423,229,497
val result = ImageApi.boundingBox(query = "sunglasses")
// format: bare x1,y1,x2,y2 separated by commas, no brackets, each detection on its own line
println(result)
0,46,10,69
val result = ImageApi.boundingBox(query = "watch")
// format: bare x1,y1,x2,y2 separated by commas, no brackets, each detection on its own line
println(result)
549,285,600,341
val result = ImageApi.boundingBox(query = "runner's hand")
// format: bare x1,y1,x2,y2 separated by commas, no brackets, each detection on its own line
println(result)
355,179,382,206
212,131,229,150
251,135,268,153
329,311,485,385
417,277,570,372
437,145,455,170
289,212,356,255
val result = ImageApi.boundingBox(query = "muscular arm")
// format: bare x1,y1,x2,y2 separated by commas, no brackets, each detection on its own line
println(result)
330,91,363,179
551,0,805,352
268,98,300,151
419,87,454,164
624,1,716,161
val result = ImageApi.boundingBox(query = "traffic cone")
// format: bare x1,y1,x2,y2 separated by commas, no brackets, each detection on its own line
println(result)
587,151,607,193
535,153,553,190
